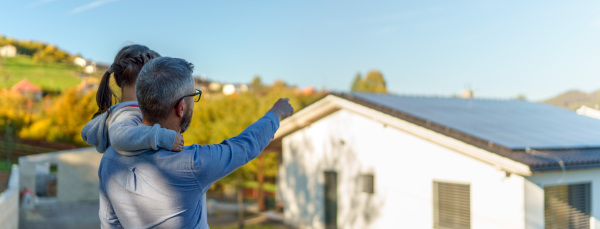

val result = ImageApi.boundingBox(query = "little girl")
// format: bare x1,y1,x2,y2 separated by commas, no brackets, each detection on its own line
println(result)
81,44,184,155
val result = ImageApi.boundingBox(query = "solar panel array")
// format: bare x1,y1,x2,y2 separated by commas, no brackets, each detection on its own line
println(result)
351,92,600,150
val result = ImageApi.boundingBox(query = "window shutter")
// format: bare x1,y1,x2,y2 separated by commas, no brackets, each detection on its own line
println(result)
361,174,374,194
433,181,471,229
324,171,337,229
544,183,591,229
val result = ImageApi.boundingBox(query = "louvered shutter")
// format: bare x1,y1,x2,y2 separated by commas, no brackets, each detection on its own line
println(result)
361,174,374,194
433,181,471,229
544,183,591,229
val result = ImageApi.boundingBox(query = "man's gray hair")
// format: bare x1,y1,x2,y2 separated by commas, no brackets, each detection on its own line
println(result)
136,57,195,123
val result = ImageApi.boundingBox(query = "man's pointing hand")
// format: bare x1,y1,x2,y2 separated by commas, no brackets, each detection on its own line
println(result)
269,98,294,121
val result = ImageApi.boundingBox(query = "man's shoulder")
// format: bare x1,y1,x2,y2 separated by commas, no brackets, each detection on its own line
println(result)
104,146,202,170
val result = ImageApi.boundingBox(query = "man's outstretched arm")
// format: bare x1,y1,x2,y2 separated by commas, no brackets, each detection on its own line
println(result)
192,98,293,187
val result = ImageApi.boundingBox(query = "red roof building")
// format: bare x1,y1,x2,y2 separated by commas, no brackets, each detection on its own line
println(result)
10,79,42,94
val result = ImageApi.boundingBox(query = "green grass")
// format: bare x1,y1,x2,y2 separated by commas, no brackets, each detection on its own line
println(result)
0,55,82,90
0,159,13,172
243,181,277,193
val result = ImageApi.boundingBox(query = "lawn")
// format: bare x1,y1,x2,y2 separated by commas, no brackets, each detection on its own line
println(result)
0,55,82,90
244,181,277,193
0,159,13,172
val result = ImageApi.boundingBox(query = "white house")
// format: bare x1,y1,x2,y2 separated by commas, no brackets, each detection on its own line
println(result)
577,106,600,120
83,61,96,74
73,57,87,68
0,44,17,57
275,93,600,229
223,83,249,95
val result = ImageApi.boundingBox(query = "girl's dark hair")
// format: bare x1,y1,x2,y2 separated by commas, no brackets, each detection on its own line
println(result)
92,45,160,118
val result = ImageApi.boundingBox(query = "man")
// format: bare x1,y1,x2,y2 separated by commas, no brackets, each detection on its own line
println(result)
97,57,293,228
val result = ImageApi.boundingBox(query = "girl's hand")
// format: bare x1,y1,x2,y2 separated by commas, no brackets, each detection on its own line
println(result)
172,134,185,152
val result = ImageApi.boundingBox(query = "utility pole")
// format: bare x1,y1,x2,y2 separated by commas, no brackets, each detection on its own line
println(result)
257,154,265,211
237,172,244,229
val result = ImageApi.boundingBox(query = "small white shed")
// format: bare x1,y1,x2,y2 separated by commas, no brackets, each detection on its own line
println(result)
0,45,17,58
275,93,600,229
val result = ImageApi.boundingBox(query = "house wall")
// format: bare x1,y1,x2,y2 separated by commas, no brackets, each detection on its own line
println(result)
0,45,16,57
279,109,527,229
525,168,600,229
19,147,102,203
0,165,20,229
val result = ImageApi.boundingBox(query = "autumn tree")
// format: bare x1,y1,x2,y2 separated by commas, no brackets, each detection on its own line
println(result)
351,72,362,91
19,88,97,145
350,70,388,93
251,75,264,90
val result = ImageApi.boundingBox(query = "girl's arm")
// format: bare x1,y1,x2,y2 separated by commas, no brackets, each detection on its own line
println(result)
108,108,183,156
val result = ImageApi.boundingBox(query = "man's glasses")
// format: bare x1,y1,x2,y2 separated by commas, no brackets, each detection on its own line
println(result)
174,89,202,108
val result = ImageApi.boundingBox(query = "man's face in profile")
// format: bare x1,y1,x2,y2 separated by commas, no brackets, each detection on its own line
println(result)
180,96,194,134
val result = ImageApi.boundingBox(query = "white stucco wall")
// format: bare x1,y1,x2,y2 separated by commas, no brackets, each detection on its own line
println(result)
525,168,600,229
0,165,19,229
19,147,102,203
279,109,527,229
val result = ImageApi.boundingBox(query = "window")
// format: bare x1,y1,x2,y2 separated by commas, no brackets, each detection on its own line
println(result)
544,183,591,229
360,174,374,194
433,181,471,229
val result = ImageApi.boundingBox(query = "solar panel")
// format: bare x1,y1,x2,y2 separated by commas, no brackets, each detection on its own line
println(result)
351,92,600,150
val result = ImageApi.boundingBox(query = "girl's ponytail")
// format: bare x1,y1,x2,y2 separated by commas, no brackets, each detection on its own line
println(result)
92,68,115,119
91,44,160,119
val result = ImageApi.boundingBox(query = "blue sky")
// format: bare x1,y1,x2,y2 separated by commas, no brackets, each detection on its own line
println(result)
1,0,600,100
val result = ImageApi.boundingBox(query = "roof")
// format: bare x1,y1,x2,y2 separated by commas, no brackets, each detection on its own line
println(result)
10,79,42,93
338,93,600,172
276,93,600,174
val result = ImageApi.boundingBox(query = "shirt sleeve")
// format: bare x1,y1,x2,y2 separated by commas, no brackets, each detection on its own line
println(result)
108,108,177,156
81,112,110,153
192,111,280,187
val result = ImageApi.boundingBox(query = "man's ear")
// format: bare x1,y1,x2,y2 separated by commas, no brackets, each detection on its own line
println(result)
174,99,185,118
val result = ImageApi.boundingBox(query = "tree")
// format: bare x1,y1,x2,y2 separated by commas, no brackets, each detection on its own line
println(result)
350,70,388,93
350,72,362,92
251,75,263,90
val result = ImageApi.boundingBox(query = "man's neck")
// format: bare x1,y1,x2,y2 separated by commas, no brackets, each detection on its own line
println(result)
142,118,181,133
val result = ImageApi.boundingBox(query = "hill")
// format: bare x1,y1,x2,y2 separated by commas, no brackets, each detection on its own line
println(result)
542,89,600,110
0,55,82,90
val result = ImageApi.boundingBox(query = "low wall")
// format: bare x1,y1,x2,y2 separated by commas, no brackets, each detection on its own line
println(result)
19,147,102,203
0,165,20,229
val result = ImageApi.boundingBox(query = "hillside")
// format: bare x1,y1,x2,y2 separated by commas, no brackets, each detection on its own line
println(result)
542,89,600,110
0,55,82,90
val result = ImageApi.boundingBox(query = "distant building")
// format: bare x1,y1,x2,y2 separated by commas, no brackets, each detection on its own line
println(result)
208,82,222,93
0,44,17,58
73,57,96,74
577,105,600,120
76,78,99,94
222,83,249,95
275,93,600,229
11,79,42,100
461,89,474,99
83,61,96,74
73,57,87,68
223,84,236,95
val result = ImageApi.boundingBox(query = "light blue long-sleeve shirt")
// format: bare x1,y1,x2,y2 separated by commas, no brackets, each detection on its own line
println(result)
98,111,280,229
81,101,178,155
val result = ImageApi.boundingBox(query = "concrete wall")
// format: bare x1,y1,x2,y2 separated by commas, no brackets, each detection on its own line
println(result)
19,147,102,203
279,109,527,229
525,168,600,229
0,165,20,229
